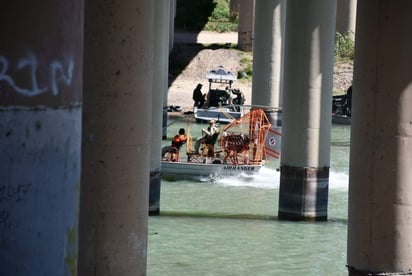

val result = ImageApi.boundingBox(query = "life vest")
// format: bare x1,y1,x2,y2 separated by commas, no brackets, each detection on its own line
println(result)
172,134,187,149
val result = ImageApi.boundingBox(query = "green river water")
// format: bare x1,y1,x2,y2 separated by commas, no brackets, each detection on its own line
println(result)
148,119,351,276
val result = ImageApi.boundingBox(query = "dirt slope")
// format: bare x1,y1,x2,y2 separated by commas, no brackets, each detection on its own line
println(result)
168,43,353,111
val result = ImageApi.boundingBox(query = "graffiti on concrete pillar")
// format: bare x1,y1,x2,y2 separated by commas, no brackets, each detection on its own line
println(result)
12,52,47,96
50,59,74,95
0,182,32,248
0,183,32,203
0,51,74,97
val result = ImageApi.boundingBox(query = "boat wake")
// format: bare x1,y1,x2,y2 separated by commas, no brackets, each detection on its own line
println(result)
212,167,349,191
214,167,280,189
329,171,349,190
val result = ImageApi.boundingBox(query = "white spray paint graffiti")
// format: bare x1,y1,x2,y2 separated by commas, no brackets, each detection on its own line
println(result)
14,52,47,96
0,51,74,97
50,59,74,95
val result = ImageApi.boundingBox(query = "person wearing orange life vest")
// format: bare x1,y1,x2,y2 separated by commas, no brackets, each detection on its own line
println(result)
171,128,187,149
161,128,187,161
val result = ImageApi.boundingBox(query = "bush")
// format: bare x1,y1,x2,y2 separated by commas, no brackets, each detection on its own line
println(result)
176,0,238,32
335,32,355,60
210,1,230,20
239,55,253,79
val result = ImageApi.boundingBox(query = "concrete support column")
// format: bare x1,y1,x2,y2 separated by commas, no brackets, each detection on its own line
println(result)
278,0,336,221
162,106,168,139
169,0,176,53
336,0,357,38
151,0,170,216
0,1,83,275
230,0,240,20
78,1,154,275
252,0,286,109
164,0,175,139
238,0,254,51
347,2,412,274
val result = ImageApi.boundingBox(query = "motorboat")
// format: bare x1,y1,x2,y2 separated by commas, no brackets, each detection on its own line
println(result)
161,109,278,181
194,66,246,124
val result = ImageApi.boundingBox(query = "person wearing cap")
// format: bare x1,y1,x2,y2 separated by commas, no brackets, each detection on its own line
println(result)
192,83,205,108
194,119,219,154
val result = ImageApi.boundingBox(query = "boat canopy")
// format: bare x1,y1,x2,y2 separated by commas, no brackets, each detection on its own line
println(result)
206,65,237,85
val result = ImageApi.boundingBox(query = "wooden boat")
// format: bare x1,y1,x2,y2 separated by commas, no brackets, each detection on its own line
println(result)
194,66,246,124
161,109,274,181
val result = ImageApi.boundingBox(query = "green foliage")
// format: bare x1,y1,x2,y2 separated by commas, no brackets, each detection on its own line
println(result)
239,54,253,79
205,0,238,32
210,0,230,20
175,0,216,31
204,21,238,32
335,33,355,61
175,0,238,32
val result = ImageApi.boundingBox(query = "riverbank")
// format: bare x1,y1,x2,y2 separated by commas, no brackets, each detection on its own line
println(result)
168,32,353,112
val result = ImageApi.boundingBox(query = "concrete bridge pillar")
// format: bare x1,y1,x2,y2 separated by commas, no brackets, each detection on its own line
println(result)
230,0,240,20
252,0,286,109
238,0,254,51
78,1,154,275
336,0,357,38
0,1,83,275
278,0,336,221
164,0,175,140
169,0,176,53
347,1,412,274
151,0,170,216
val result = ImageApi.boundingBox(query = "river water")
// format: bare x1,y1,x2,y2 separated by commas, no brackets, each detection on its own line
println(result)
148,118,351,276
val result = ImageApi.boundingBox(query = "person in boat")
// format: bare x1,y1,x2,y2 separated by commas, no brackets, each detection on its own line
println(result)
162,128,187,161
192,83,205,108
194,119,219,154
231,88,245,105
172,128,187,149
